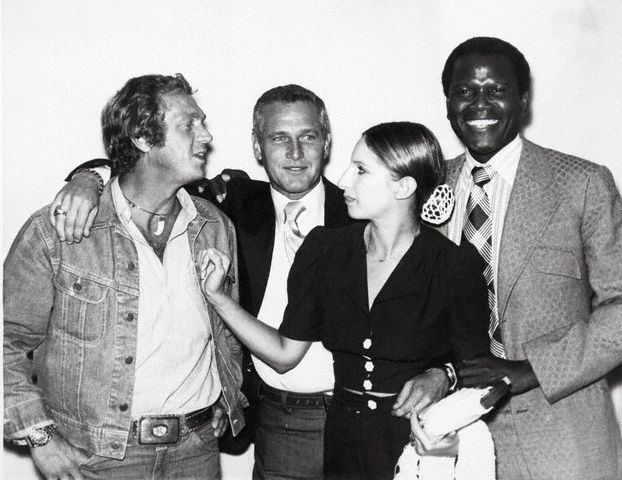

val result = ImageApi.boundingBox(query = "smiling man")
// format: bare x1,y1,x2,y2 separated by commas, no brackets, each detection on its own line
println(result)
415,37,622,479
3,74,245,479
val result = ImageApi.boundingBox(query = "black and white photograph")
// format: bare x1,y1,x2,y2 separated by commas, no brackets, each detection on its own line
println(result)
3,1,622,479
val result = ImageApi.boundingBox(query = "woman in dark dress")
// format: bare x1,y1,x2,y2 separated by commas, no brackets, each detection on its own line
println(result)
201,122,489,480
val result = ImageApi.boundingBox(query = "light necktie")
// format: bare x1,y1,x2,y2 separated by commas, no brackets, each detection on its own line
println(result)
284,201,306,263
463,166,505,358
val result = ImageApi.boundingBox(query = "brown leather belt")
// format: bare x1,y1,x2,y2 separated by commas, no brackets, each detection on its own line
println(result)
258,382,332,411
130,405,214,445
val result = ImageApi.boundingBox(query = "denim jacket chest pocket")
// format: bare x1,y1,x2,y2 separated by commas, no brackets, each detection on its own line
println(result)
53,269,111,342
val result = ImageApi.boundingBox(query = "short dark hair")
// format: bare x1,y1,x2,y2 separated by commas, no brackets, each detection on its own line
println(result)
252,84,330,141
102,73,193,174
362,122,445,218
441,37,531,97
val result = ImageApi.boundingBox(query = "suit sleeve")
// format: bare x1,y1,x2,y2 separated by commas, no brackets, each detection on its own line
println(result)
448,238,491,360
278,227,326,342
523,165,622,403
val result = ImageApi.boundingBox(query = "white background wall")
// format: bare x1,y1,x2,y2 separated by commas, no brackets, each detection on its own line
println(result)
2,1,622,478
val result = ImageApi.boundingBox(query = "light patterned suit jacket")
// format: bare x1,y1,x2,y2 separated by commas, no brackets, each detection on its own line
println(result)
445,139,622,480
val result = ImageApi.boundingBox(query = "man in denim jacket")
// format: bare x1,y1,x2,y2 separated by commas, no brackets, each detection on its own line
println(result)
4,74,245,479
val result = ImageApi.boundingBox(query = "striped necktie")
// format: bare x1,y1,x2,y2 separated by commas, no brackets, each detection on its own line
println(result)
464,166,505,358
284,201,306,264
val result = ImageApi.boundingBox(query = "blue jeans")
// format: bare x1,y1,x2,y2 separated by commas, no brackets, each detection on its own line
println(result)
253,389,327,480
79,423,220,480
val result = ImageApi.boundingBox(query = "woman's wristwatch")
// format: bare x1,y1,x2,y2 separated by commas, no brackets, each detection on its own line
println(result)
426,363,458,393
14,425,57,448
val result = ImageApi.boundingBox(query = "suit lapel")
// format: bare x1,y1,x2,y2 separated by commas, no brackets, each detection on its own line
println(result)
497,140,560,321
237,184,275,315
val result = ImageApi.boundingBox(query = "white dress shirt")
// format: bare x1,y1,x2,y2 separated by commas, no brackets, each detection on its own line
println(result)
447,135,523,323
111,178,222,416
253,180,335,393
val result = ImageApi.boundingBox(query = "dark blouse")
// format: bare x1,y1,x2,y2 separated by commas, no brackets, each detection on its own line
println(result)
279,223,490,394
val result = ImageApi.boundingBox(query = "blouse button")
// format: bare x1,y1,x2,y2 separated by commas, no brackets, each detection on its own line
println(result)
367,400,377,410
365,361,374,372
363,380,372,391
362,338,372,349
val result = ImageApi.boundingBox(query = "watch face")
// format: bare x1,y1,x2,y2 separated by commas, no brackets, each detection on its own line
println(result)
30,428,51,446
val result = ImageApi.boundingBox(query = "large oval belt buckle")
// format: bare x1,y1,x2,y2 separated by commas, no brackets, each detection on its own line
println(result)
152,424,169,438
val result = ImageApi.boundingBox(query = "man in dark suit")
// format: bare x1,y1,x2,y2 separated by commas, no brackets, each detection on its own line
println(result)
414,37,622,480
49,84,456,479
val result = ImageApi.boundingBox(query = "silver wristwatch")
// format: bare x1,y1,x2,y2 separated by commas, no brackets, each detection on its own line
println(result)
14,425,57,448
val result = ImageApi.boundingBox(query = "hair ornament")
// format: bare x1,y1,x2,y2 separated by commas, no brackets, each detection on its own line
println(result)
420,184,455,225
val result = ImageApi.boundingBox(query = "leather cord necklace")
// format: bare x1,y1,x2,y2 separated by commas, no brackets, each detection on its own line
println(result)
121,191,174,236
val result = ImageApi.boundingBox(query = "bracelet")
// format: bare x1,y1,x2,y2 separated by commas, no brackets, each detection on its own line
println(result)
74,168,104,196
426,363,458,393
442,362,458,392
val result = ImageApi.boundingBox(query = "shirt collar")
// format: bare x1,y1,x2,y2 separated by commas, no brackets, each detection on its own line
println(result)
111,177,197,228
465,135,523,185
270,179,325,224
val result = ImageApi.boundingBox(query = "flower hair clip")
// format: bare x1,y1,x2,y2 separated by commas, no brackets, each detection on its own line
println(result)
420,184,455,225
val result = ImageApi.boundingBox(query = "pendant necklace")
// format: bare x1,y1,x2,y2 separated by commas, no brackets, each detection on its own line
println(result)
122,191,173,236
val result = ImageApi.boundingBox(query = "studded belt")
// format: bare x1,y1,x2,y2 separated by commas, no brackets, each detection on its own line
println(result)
258,382,332,411
129,405,214,445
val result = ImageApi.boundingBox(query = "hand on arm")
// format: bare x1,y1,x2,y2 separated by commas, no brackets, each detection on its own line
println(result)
199,248,311,373
391,368,449,418
30,432,87,480
457,355,538,395
48,170,103,243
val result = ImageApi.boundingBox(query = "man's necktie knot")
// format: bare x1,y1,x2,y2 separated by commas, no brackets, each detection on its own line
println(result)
471,166,494,188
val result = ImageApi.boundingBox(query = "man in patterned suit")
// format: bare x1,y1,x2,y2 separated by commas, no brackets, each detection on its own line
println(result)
415,36,622,479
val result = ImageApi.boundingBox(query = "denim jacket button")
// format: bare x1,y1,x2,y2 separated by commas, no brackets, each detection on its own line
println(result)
73,282,82,292
119,403,128,411
111,441,121,449
127,262,135,271
124,356,133,364
125,313,134,321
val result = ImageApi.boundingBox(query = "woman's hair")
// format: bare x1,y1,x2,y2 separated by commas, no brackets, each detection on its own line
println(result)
362,122,445,217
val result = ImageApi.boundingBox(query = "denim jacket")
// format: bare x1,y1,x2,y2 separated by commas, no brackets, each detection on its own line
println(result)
3,184,246,459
